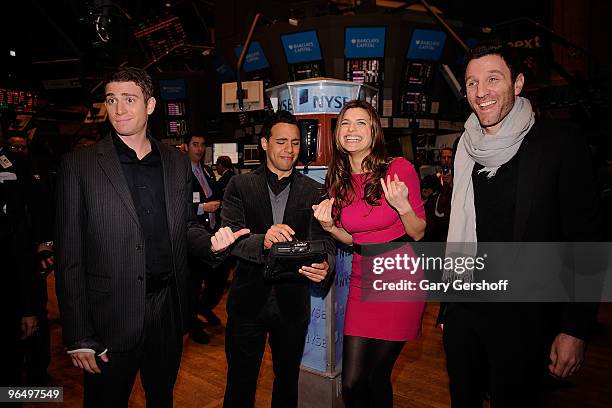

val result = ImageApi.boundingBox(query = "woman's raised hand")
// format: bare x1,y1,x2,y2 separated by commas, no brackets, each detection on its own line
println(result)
380,174,412,215
312,198,335,232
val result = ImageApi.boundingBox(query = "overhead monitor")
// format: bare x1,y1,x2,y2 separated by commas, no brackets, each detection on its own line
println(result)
281,30,323,64
159,79,187,100
133,15,187,61
406,29,447,61
233,41,270,72
344,26,386,58
213,143,239,165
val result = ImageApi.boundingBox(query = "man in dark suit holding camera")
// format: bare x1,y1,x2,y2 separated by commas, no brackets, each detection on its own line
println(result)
221,110,335,407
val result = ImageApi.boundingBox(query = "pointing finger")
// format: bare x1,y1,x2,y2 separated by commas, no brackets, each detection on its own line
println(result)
380,178,388,196
233,228,250,239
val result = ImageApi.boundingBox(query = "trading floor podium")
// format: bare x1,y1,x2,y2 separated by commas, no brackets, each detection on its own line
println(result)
266,79,377,407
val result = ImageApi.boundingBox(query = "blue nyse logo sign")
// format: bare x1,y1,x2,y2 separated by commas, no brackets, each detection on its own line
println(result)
345,27,386,58
299,89,309,105
281,30,323,64
407,29,447,61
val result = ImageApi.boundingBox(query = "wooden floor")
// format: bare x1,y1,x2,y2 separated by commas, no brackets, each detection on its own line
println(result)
27,276,612,407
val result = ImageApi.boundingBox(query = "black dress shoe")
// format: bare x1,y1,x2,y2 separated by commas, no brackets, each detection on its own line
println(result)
189,330,210,344
203,310,221,326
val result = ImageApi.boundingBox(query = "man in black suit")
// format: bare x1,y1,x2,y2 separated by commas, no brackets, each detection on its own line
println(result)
221,111,336,407
183,134,226,343
0,127,39,396
441,40,602,407
55,67,248,407
6,132,55,385
215,155,236,197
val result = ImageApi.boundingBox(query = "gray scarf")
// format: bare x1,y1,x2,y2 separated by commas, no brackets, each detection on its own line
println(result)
444,96,535,282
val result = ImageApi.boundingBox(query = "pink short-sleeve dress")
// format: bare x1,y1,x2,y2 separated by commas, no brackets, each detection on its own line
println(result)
340,157,426,341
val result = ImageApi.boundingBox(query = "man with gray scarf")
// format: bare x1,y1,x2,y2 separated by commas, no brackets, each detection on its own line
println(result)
440,40,602,407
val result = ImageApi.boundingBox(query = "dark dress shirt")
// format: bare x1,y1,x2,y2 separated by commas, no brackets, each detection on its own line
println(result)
265,166,294,195
113,135,173,280
472,150,521,242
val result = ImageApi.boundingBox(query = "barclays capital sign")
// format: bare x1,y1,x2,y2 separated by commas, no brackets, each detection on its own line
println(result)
345,27,386,58
281,30,323,64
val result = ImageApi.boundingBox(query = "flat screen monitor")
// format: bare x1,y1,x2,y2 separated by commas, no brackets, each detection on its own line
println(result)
281,30,323,64
344,26,386,58
406,29,447,61
213,143,239,165
165,101,185,116
233,41,270,72
159,79,187,100
167,119,187,137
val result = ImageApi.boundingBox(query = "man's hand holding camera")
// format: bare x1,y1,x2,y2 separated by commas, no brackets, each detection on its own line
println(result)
264,224,296,249
264,223,328,283
299,261,329,283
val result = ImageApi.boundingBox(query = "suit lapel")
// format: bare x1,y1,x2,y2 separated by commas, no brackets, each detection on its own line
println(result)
282,171,303,227
96,135,141,230
155,139,178,236
253,166,274,227
514,125,544,240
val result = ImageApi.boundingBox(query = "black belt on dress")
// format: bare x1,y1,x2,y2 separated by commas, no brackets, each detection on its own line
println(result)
352,234,413,256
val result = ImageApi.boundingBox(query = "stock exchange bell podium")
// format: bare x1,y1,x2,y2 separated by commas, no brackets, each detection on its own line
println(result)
266,79,377,407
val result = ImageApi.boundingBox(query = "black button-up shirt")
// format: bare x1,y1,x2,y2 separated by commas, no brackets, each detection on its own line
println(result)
113,135,173,280
265,166,294,195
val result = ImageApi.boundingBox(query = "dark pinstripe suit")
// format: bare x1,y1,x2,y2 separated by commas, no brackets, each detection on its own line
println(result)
55,134,215,405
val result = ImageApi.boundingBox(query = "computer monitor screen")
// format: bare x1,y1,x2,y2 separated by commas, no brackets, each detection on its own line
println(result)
233,41,270,72
159,79,187,100
165,101,185,116
344,26,386,58
167,119,187,137
406,29,447,61
213,143,239,164
281,30,322,64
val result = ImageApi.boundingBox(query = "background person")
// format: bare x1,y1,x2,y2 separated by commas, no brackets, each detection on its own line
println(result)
183,134,226,344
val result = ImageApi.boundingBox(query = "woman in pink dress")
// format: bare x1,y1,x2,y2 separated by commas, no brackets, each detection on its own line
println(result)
313,100,426,407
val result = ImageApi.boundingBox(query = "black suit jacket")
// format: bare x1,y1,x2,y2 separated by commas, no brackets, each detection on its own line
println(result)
55,134,216,351
190,164,220,232
439,120,603,340
217,169,235,197
0,148,38,318
220,165,336,323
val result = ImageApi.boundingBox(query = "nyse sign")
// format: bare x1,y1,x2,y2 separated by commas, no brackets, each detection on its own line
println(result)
279,94,350,113
278,84,357,114
271,81,376,115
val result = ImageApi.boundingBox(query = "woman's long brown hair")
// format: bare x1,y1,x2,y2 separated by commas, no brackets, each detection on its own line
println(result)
325,100,388,221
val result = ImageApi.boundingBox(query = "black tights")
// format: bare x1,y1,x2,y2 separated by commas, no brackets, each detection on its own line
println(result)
342,335,406,408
